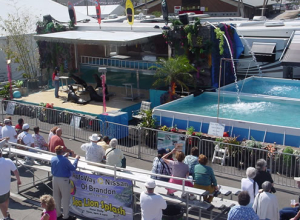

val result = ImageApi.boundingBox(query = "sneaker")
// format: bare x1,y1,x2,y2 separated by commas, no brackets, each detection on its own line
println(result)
189,194,197,200
181,193,187,199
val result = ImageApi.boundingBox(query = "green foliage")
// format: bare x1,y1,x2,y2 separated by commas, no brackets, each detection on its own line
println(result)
160,125,169,131
152,11,162,18
247,137,263,149
151,56,196,92
171,19,183,27
15,80,23,88
0,7,40,79
139,110,156,128
283,146,294,167
186,126,195,135
214,28,225,55
0,83,10,98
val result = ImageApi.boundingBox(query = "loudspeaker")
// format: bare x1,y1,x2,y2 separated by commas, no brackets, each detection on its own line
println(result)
43,15,52,24
179,13,189,25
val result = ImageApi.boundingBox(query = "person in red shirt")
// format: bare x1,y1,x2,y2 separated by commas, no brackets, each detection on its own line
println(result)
49,128,74,156
15,118,24,135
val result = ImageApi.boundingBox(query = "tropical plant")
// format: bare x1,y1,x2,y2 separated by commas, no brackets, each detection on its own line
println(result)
139,110,156,128
14,80,23,88
246,137,263,149
0,83,11,99
151,56,196,94
0,6,40,80
186,126,195,135
283,146,294,167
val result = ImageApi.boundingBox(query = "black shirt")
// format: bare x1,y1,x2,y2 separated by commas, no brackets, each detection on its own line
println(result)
253,170,274,189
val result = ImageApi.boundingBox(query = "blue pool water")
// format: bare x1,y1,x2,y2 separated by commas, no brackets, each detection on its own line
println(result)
159,93,300,128
221,77,300,98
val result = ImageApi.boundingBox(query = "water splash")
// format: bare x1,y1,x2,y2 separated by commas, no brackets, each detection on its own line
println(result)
207,22,240,102
229,24,263,77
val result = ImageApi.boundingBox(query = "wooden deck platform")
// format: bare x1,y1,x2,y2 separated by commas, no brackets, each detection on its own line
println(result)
16,86,149,115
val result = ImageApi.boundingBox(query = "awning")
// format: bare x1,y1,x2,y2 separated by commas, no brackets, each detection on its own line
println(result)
251,42,276,54
34,31,162,46
281,32,300,66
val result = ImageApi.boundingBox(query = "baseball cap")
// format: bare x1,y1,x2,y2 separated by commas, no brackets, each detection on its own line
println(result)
4,119,11,124
22,123,30,130
157,148,167,155
144,179,156,188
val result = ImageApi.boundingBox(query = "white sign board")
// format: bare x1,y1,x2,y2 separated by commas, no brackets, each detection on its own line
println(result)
200,7,205,11
174,6,181,14
5,102,16,115
208,122,225,137
70,116,81,129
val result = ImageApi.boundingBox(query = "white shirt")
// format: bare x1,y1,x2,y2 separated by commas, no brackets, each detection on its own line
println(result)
105,147,124,167
81,142,105,163
140,191,167,220
17,131,34,147
252,191,279,220
241,177,259,205
48,131,54,144
0,157,17,195
1,125,17,143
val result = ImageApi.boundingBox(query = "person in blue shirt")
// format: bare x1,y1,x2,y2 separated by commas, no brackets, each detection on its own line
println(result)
227,191,259,220
51,145,80,220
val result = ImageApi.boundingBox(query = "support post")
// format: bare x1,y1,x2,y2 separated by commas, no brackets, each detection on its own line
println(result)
74,44,78,69
138,128,142,159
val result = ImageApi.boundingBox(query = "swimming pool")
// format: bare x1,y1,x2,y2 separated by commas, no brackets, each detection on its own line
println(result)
221,76,300,99
153,92,300,147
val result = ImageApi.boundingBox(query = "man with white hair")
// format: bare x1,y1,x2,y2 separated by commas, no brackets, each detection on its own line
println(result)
140,179,167,220
105,138,123,167
279,177,300,220
253,181,279,220
81,134,105,163
17,124,35,165
1,119,17,143
241,167,259,206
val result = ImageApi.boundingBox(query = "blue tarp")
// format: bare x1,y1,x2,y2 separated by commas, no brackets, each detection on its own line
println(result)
211,24,244,88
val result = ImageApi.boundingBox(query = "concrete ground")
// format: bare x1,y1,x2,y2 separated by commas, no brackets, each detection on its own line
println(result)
2,129,299,220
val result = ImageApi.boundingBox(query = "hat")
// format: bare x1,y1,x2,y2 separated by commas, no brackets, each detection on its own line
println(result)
55,145,64,152
22,123,30,130
157,148,167,155
89,134,100,142
144,179,156,188
4,119,11,124
295,177,300,182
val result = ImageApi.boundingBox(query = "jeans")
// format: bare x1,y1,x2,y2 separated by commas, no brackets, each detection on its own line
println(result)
280,207,299,220
54,80,59,98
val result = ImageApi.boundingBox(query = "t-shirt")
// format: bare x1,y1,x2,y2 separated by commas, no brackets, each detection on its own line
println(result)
41,209,57,220
49,135,66,153
17,131,34,147
1,125,17,143
48,131,54,144
183,155,198,174
0,157,17,195
140,192,167,220
168,161,189,178
97,141,109,152
81,142,105,163
105,147,123,168
228,205,259,220
241,178,259,205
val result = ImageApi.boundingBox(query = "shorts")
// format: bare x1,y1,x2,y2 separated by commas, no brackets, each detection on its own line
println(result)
0,191,10,203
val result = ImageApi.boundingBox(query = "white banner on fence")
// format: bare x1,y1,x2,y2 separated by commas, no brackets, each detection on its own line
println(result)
70,116,81,129
208,122,225,137
5,102,16,115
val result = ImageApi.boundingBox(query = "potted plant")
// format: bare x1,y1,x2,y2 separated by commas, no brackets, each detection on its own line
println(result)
15,80,27,96
139,110,157,148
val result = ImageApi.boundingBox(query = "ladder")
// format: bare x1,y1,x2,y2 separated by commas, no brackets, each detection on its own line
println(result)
212,144,228,166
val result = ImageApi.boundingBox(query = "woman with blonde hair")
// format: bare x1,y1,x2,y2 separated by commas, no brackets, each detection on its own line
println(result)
40,195,57,220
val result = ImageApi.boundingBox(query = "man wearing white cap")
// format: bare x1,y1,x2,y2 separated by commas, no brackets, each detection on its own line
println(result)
17,124,35,165
81,134,105,163
279,177,300,220
140,179,167,220
1,119,17,143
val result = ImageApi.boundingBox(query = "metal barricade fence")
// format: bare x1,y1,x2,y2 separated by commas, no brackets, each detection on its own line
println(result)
201,139,300,188
1,100,300,188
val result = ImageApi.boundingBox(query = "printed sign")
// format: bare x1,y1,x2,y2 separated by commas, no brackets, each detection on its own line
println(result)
70,116,81,129
70,171,133,219
5,102,16,115
174,6,181,14
200,7,205,11
208,122,225,137
157,131,186,153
